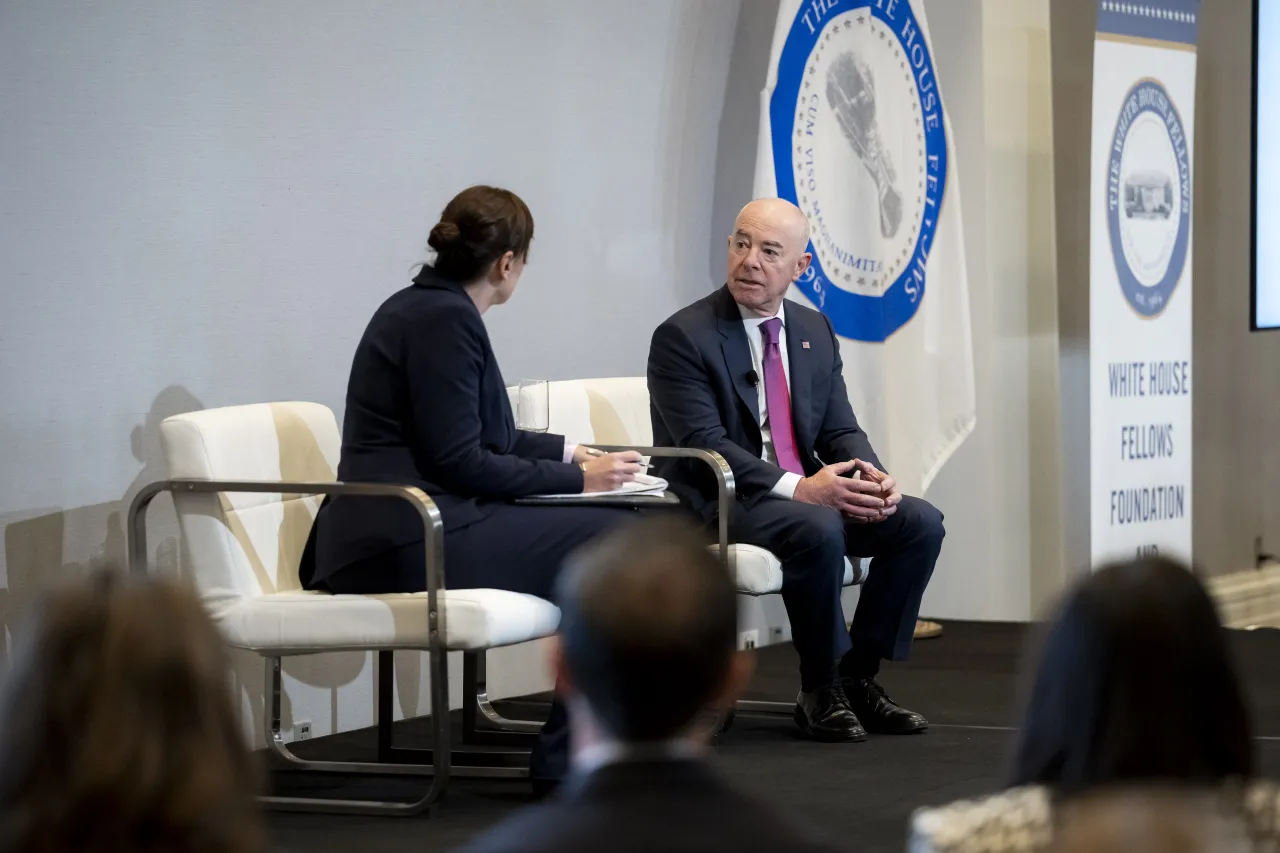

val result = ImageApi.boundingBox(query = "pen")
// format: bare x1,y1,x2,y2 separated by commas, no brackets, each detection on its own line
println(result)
582,446,650,470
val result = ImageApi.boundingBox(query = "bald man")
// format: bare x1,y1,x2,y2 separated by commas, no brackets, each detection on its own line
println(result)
647,198,943,742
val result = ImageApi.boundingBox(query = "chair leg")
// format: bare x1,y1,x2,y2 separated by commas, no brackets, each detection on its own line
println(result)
735,699,795,715
258,653,525,817
463,651,543,739
377,650,395,760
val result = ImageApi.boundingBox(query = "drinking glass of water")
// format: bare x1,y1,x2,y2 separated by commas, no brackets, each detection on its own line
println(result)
516,379,549,433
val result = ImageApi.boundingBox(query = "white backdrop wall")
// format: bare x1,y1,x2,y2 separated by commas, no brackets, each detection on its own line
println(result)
920,0,1064,620
0,0,740,741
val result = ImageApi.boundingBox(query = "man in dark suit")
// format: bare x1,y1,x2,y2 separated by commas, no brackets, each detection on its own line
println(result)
457,517,843,853
647,198,943,742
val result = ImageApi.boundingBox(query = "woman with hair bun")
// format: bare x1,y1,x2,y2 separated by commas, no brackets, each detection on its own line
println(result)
300,186,640,790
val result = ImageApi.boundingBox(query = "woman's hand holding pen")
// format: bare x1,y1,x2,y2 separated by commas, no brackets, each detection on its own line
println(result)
577,447,645,493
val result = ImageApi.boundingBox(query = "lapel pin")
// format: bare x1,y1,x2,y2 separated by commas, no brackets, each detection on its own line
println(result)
802,341,810,349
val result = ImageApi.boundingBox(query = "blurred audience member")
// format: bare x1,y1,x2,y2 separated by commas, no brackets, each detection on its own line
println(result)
1051,789,1252,853
457,517,844,853
0,572,261,853
909,556,1280,853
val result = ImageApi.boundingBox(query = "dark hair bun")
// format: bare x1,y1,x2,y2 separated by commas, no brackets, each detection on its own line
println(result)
427,186,534,282
427,221,461,251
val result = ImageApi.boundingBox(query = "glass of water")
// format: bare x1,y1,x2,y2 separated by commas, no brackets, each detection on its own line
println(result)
516,379,549,433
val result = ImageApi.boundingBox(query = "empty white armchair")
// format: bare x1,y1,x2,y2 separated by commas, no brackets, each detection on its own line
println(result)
126,401,562,816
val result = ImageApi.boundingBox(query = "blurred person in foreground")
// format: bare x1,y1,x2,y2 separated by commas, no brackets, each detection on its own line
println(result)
1050,789,1253,853
457,517,845,853
909,555,1280,853
0,572,261,853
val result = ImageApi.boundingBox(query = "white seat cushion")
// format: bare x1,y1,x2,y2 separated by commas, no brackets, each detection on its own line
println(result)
726,544,863,595
212,588,560,654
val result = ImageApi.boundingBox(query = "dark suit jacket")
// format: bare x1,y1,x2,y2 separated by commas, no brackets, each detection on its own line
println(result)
302,267,584,587
456,759,844,853
647,285,882,521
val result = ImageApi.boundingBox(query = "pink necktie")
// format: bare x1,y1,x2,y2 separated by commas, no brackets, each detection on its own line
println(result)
760,318,803,475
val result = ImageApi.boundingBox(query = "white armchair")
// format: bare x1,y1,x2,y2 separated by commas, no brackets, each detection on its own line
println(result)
127,402,562,816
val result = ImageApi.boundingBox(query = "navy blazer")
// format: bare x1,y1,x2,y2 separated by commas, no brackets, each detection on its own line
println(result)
302,267,584,587
647,285,882,521
456,759,843,853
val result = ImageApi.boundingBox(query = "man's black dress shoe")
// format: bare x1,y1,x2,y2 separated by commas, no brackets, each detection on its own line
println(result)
793,682,867,742
842,677,928,734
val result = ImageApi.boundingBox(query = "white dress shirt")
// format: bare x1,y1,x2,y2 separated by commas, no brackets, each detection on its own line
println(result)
574,737,706,779
738,303,803,500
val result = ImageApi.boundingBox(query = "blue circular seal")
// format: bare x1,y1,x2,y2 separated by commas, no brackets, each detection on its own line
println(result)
769,1,948,342
1107,78,1191,317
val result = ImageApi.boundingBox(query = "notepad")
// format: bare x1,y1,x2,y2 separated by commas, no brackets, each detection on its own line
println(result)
529,473,668,500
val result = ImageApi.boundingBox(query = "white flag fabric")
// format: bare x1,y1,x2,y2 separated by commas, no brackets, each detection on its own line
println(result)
753,0,975,497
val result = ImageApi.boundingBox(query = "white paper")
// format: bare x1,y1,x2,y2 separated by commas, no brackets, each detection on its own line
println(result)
529,473,669,500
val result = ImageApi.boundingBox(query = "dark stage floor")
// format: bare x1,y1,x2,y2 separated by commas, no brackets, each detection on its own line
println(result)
267,621,1280,852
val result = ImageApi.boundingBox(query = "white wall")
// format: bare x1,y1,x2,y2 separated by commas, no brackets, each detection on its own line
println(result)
0,0,740,741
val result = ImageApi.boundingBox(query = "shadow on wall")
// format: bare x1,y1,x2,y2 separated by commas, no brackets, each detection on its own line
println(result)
1,389,386,742
651,1,749,310
708,0,780,286
1,385,202,659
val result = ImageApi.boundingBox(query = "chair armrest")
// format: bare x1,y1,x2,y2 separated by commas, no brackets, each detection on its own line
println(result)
126,479,446,646
590,446,735,571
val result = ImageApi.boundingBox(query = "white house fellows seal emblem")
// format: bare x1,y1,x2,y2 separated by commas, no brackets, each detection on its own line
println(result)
1107,77,1191,317
769,0,948,342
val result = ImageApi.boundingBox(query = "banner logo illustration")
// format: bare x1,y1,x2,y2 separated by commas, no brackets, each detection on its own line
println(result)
769,0,947,342
1107,78,1191,318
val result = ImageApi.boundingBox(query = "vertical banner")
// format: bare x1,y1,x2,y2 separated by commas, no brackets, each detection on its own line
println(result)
755,0,976,498
1089,1,1199,565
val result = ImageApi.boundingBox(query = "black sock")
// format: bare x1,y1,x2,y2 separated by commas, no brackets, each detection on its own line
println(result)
800,665,839,694
838,647,880,681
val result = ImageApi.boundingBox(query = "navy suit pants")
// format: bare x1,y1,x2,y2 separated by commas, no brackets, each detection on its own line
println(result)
727,494,944,690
